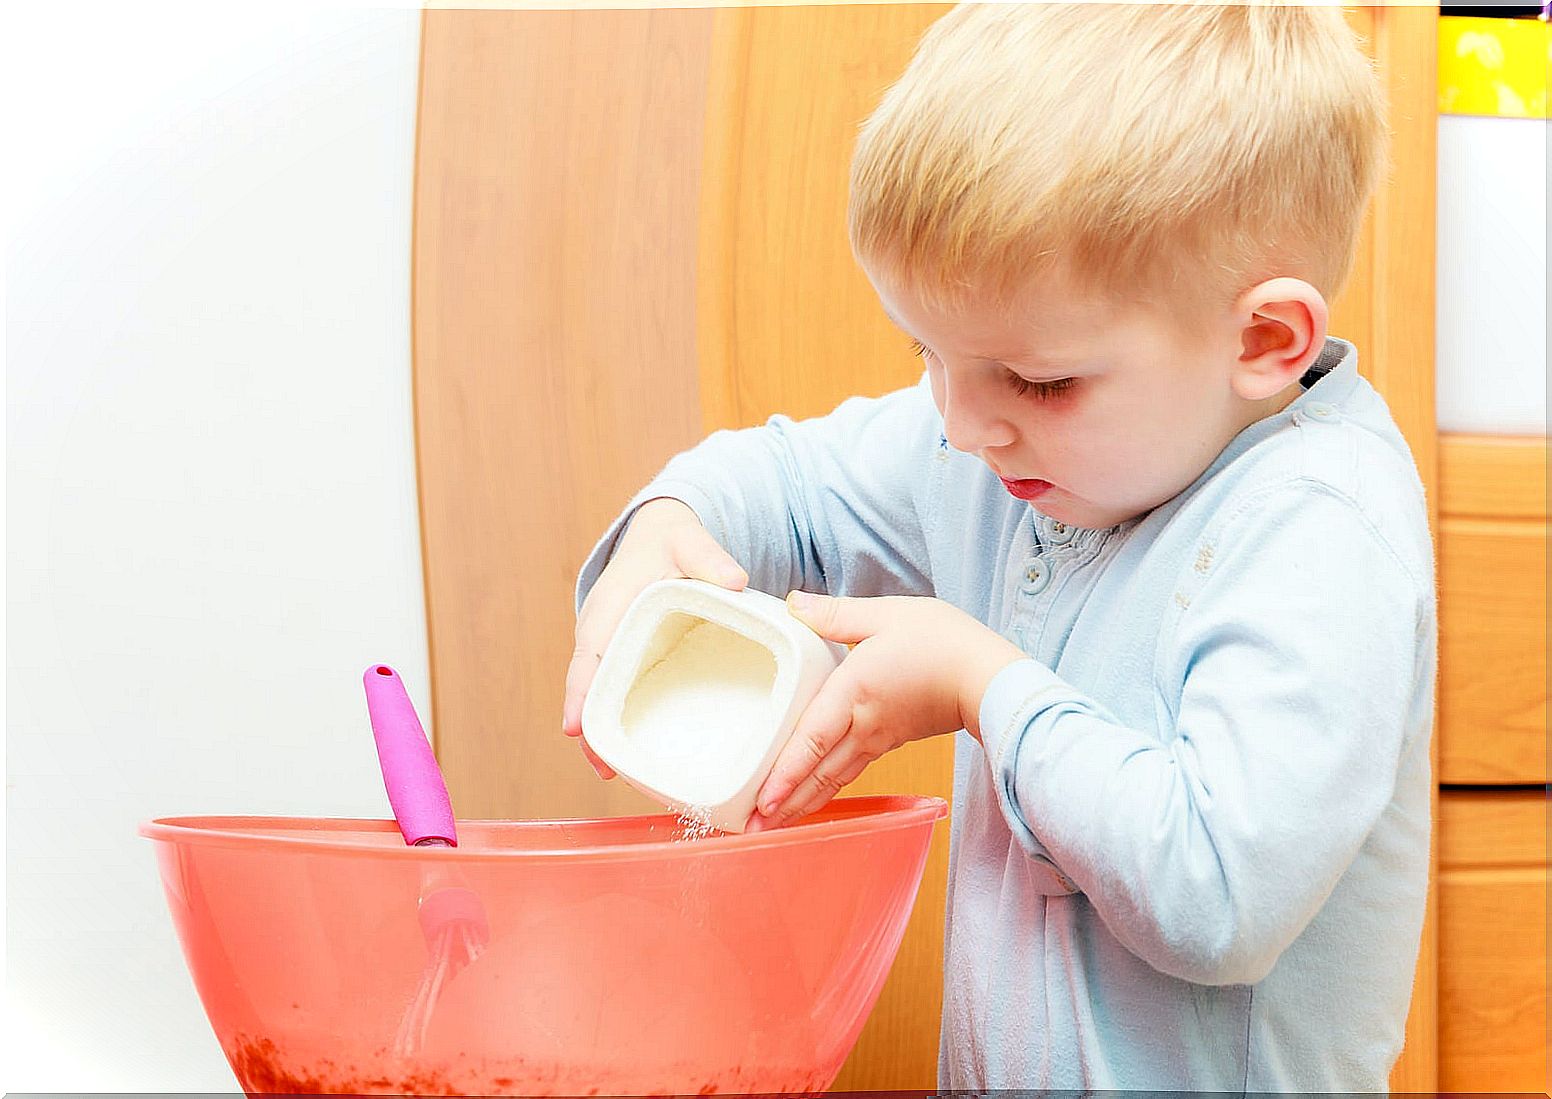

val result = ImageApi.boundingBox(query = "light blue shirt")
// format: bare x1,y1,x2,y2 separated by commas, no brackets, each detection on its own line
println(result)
576,337,1435,1090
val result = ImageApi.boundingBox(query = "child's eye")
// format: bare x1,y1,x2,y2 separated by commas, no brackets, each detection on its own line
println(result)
908,337,933,361
1007,372,1077,400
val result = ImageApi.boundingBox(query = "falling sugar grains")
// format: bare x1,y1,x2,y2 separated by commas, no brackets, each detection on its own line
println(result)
673,803,721,842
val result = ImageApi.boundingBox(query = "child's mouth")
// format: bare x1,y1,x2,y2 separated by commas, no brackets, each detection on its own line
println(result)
999,477,1053,501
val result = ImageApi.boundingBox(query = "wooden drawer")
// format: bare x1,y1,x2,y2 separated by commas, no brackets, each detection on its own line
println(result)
1438,789,1548,1090
1438,435,1548,784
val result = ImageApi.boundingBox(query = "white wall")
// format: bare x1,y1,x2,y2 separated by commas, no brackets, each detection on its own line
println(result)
1436,114,1548,435
6,4,428,1088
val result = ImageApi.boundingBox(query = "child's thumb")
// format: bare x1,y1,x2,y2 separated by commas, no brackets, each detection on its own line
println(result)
786,590,872,644
676,526,749,590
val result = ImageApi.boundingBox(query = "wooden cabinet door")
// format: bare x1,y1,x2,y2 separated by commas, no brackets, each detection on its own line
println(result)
1438,435,1549,784
1439,791,1549,1090
413,5,1441,1090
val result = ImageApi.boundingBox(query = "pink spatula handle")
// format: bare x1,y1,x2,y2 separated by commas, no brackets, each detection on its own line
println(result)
363,664,457,847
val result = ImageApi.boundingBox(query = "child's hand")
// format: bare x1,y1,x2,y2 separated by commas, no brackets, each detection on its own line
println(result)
747,591,1024,829
562,497,749,779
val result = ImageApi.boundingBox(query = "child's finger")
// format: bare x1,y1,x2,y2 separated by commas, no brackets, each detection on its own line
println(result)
564,566,657,736
562,644,601,738
563,641,617,777
671,524,749,590
756,671,857,816
785,590,887,645
757,747,872,829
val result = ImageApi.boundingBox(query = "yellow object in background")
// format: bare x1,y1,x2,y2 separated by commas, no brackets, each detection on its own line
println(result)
1439,15,1549,119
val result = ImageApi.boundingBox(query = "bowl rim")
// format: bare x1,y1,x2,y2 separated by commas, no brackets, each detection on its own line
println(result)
139,793,947,863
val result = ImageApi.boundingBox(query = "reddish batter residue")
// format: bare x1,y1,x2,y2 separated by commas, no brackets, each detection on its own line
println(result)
229,1036,460,1096
227,1033,832,1097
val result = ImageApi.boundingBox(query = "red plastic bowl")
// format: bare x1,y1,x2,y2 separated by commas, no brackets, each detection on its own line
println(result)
142,794,946,1096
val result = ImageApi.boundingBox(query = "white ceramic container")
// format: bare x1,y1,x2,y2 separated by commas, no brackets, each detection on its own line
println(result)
582,578,846,833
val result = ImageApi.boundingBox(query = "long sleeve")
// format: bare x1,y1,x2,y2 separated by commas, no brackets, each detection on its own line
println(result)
976,479,1431,987
575,377,943,610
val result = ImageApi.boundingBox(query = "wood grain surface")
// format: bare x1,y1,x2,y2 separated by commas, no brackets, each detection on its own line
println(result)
1438,790,1548,1091
414,7,714,819
1438,435,1547,784
1439,516,1549,783
1440,434,1549,521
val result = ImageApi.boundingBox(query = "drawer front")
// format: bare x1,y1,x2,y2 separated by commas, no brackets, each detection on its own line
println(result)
1438,789,1548,1090
1438,435,1549,783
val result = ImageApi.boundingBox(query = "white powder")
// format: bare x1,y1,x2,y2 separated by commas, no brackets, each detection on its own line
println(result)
672,803,720,843
619,618,776,806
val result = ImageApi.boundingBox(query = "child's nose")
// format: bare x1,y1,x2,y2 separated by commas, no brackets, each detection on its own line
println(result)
940,372,1017,453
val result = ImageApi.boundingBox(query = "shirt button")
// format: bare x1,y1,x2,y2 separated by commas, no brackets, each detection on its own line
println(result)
1306,402,1337,419
1046,520,1076,546
1022,557,1052,596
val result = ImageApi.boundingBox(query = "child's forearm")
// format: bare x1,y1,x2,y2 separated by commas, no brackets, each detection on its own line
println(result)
576,382,941,611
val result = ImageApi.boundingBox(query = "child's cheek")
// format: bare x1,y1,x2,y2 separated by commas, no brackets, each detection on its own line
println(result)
925,364,947,415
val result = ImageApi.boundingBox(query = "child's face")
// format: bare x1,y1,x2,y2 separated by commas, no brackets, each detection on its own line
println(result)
873,269,1289,531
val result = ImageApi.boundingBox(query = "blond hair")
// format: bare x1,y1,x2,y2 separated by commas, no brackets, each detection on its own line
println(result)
848,2,1389,317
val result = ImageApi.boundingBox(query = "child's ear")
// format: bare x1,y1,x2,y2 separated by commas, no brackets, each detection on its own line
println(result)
1230,277,1329,402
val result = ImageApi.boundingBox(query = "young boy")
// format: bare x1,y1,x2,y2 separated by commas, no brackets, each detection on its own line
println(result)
563,4,1433,1090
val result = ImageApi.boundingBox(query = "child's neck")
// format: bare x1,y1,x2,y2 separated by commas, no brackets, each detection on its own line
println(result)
1246,380,1305,426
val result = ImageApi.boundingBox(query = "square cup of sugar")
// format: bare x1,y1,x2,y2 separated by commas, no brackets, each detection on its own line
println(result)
581,578,847,834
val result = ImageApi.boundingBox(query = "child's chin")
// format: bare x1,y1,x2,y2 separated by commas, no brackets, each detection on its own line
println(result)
1037,499,1140,531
